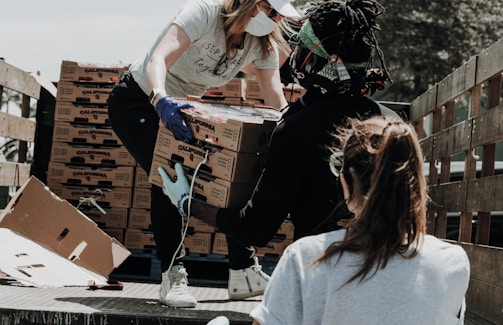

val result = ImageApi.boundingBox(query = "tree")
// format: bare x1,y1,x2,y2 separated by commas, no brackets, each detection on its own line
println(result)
291,0,503,102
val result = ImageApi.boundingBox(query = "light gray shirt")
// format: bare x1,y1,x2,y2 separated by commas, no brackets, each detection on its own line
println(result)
251,230,470,325
130,0,278,98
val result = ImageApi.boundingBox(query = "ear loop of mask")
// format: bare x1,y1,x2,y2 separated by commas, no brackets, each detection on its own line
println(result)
299,34,351,82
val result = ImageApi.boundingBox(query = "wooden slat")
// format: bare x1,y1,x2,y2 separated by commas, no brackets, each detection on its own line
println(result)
471,104,503,147
437,56,477,105
476,37,503,84
431,121,472,160
466,177,497,211
409,84,438,121
429,181,467,211
0,162,31,187
0,60,40,99
0,111,36,142
460,242,503,324
420,137,433,161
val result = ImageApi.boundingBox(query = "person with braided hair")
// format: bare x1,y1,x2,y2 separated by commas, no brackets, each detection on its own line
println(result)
159,0,401,301
250,116,470,324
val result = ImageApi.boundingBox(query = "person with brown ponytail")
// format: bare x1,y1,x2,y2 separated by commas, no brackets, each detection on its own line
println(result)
250,116,470,325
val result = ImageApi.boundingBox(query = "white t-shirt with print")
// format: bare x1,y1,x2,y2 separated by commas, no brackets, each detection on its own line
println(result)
130,0,278,98
251,230,470,325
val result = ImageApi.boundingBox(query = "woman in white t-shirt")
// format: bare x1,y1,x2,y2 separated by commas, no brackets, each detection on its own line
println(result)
108,0,300,308
250,116,470,325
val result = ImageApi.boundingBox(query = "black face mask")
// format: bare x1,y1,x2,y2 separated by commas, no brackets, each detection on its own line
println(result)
289,45,351,95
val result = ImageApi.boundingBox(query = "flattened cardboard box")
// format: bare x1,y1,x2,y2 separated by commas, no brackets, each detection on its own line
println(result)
53,121,122,146
176,98,280,153
59,60,128,83
47,161,134,187
50,141,136,166
0,176,131,287
57,81,113,104
48,181,133,208
202,78,246,99
54,101,110,125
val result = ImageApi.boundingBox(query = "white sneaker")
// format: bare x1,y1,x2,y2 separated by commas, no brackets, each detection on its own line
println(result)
206,316,229,325
228,257,270,300
159,264,197,308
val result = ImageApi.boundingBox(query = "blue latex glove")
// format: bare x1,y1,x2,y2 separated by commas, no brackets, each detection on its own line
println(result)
157,163,190,218
155,96,194,143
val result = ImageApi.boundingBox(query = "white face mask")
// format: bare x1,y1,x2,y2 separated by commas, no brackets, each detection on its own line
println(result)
245,6,277,37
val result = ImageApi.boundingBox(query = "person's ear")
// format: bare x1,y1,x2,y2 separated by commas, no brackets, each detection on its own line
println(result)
340,173,351,201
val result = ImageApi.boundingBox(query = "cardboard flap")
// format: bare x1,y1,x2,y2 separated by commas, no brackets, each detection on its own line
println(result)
0,228,108,287
0,176,130,278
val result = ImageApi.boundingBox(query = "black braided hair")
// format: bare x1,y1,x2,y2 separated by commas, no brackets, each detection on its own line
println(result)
305,0,391,94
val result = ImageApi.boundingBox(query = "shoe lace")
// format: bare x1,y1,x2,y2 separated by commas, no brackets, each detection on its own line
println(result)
251,257,270,280
170,266,189,286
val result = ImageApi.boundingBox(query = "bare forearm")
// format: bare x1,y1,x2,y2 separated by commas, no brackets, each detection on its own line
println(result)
185,199,219,228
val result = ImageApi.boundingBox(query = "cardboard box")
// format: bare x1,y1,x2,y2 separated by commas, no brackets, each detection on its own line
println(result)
176,98,280,153
82,207,129,229
128,208,151,230
184,232,212,255
50,142,136,166
47,162,134,187
48,182,133,208
124,228,156,250
154,128,267,183
102,227,125,243
59,60,128,83
134,167,151,188
149,156,255,208
54,101,110,125
53,121,123,146
185,217,216,233
132,187,151,209
277,219,295,240
245,79,264,100
202,78,246,99
57,81,113,104
0,176,130,287
254,236,292,257
211,231,228,255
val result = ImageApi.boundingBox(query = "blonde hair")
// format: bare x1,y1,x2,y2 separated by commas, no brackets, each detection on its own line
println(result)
221,0,290,60
318,116,428,285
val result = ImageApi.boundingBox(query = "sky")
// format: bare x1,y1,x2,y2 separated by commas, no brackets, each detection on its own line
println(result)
1,0,185,82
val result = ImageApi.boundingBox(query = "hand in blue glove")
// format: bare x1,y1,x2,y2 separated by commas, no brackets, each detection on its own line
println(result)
155,96,194,143
157,163,190,218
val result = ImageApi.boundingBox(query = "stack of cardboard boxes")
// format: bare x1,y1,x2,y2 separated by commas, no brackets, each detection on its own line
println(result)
48,60,133,244
47,68,297,275
148,80,295,257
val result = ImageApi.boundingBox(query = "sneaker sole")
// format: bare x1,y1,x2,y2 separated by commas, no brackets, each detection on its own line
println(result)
228,289,264,300
159,299,197,308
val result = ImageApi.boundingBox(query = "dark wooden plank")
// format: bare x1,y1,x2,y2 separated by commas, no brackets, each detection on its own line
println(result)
471,104,503,147
437,57,476,105
476,37,503,84
410,84,438,121
429,181,467,212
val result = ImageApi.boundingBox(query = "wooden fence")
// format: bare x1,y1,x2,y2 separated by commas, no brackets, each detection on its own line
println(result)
410,37,503,323
0,60,39,188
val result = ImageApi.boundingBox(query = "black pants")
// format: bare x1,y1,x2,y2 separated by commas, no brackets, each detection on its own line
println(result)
107,72,254,270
